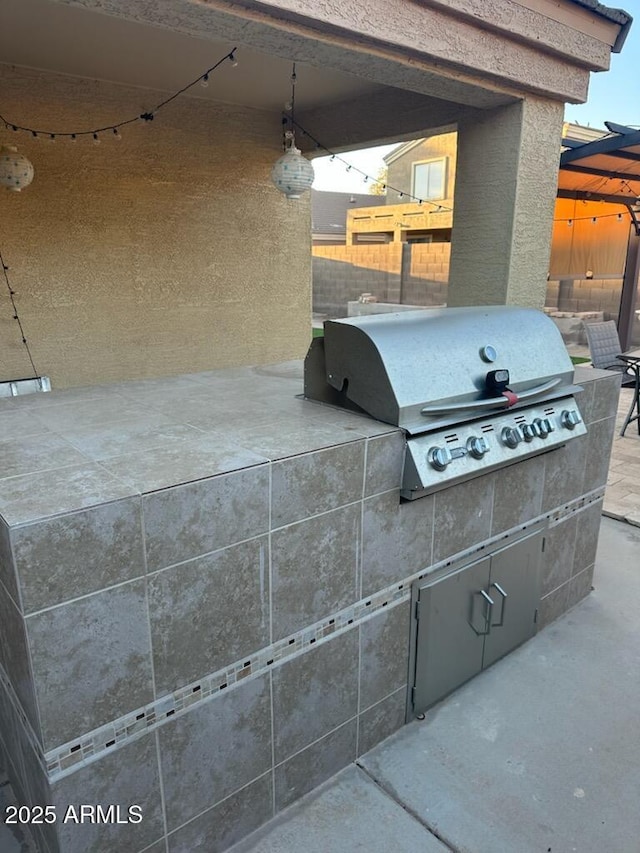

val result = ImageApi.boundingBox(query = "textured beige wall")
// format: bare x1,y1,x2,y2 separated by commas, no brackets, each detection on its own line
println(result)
447,97,564,308
0,66,311,389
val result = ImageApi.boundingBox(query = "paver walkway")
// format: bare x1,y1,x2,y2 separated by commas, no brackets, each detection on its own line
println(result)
604,384,640,525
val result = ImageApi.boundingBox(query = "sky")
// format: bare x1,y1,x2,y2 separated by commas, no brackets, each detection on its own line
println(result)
312,7,640,194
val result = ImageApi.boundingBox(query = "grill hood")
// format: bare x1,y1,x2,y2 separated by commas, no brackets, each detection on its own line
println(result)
318,306,578,435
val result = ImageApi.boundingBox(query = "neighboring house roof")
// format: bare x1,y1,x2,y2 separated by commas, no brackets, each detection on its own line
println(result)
384,138,429,166
311,190,386,236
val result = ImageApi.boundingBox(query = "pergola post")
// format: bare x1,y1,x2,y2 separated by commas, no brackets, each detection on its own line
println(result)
618,224,640,350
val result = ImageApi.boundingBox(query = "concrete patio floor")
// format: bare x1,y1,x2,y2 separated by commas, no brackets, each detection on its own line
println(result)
231,515,640,853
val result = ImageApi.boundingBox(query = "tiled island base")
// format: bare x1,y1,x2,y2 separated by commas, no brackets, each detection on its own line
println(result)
0,363,618,852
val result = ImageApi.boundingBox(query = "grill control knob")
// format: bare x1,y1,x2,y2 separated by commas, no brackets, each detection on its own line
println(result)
561,409,582,430
501,426,523,449
533,417,551,439
467,436,490,459
427,446,453,471
521,423,536,442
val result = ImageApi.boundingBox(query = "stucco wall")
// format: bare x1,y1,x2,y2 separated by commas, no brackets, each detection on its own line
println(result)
0,66,311,389
448,97,564,308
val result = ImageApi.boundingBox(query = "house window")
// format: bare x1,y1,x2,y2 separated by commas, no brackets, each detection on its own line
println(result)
412,159,446,200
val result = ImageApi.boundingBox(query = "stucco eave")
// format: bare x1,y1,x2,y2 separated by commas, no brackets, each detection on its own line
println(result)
54,0,596,105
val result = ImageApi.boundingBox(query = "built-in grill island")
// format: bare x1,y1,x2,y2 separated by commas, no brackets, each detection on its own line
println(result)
305,306,606,715
0,314,620,852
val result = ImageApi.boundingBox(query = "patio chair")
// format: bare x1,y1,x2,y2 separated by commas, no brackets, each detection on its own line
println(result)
584,320,636,387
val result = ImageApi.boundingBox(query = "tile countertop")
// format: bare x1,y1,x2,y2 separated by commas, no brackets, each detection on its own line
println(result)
0,362,615,527
0,362,398,526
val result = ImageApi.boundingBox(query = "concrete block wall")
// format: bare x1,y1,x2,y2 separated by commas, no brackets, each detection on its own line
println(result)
313,240,624,323
546,277,623,316
312,243,450,316
312,244,403,316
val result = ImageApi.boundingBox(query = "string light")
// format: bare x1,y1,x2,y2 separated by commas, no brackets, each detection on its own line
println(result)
0,47,238,142
555,210,632,224
0,249,39,378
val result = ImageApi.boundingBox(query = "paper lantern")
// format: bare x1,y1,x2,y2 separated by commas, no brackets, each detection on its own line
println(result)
271,143,314,199
0,145,34,192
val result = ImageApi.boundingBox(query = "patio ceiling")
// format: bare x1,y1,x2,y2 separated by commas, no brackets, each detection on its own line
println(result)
0,0,382,113
0,0,518,153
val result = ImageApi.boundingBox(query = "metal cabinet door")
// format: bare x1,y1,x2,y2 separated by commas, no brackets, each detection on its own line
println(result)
482,531,543,670
413,556,491,715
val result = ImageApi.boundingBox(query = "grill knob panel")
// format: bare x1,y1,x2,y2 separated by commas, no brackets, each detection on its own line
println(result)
466,436,490,459
501,426,523,449
561,409,582,430
427,446,453,471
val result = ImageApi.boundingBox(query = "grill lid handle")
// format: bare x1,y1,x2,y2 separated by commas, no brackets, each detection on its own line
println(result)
420,377,562,416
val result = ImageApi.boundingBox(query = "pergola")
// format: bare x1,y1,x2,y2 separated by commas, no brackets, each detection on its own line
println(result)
559,123,640,349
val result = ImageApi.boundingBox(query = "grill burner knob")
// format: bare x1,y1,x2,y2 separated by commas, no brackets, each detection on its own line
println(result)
521,423,536,442
501,426,523,449
533,417,554,438
427,446,452,471
466,436,490,459
561,409,582,430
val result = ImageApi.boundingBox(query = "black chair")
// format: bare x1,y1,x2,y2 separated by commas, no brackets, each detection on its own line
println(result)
584,320,636,387
584,320,640,436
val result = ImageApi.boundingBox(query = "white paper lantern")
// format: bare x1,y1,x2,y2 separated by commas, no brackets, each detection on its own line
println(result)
0,145,34,192
271,143,314,199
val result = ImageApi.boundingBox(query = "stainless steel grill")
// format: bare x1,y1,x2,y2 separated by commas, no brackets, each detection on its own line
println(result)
304,306,587,499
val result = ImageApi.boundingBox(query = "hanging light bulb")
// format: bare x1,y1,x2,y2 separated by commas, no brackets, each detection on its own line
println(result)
271,132,314,199
93,133,101,145
200,74,209,88
113,128,122,140
0,144,34,192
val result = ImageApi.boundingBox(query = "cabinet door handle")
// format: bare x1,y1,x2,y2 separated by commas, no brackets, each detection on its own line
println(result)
490,582,508,627
469,589,494,636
